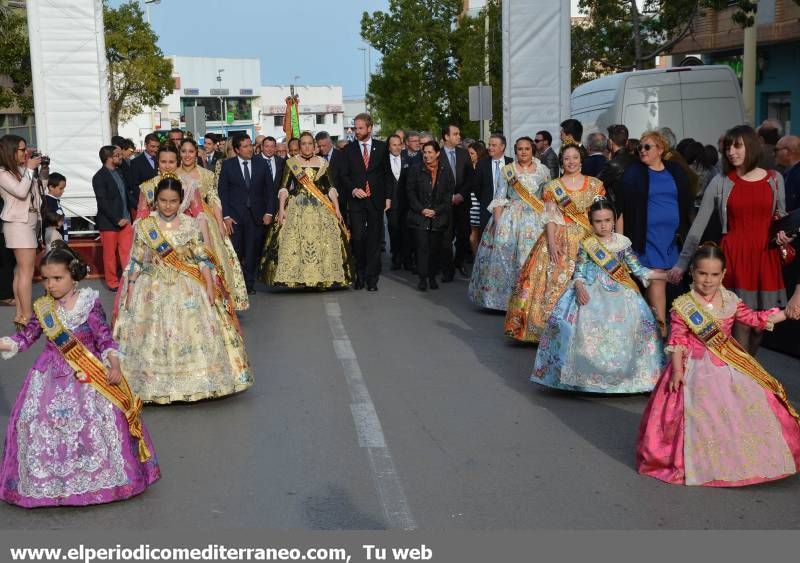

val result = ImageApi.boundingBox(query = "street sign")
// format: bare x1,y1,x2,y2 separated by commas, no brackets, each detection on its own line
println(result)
469,85,492,121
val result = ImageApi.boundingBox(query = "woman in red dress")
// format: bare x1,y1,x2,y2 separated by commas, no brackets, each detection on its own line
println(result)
669,125,792,354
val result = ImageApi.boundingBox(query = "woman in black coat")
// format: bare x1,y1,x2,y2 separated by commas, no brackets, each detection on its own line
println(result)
616,130,691,335
406,140,455,291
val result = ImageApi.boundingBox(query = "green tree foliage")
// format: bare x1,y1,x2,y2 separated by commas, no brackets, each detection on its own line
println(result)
104,1,173,135
361,0,501,138
0,3,33,114
572,0,800,88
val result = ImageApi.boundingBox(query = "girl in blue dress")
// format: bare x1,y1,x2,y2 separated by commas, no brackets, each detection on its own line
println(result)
532,200,666,393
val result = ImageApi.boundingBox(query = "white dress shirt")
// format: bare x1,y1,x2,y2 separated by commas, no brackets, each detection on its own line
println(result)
390,154,402,181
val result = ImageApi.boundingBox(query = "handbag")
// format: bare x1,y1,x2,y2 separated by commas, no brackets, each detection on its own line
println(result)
771,210,799,266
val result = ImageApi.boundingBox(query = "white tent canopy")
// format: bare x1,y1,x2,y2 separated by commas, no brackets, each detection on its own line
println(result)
27,0,110,219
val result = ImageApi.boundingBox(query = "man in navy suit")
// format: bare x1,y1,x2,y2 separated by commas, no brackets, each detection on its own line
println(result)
128,133,159,200
217,134,276,294
259,136,285,213
341,113,391,291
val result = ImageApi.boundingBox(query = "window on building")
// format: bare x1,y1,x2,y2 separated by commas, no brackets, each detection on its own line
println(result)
225,98,253,121
274,115,284,127
181,97,224,122
316,114,325,125
765,92,791,135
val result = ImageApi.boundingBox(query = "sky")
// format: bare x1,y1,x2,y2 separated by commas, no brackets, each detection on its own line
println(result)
113,0,584,98
111,0,390,98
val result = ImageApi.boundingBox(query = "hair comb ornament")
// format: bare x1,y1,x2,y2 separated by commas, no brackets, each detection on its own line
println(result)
160,171,180,182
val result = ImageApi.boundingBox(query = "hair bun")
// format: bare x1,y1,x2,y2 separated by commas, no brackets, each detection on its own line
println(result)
699,241,719,249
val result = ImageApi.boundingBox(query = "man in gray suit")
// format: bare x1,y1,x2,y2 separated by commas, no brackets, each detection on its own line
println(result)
535,130,560,180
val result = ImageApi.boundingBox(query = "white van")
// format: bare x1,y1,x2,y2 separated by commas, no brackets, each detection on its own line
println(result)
570,66,745,147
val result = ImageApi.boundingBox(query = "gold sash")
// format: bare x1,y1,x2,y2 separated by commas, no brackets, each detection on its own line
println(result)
286,157,351,241
139,216,241,334
581,236,640,293
551,179,592,233
502,164,544,213
33,295,151,462
672,293,800,423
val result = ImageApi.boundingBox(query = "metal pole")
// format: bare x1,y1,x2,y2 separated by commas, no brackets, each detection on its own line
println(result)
483,5,491,142
742,1,758,125
358,47,368,108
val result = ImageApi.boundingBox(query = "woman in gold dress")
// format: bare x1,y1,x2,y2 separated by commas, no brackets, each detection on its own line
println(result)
504,142,605,343
259,131,354,288
177,139,249,310
115,174,252,404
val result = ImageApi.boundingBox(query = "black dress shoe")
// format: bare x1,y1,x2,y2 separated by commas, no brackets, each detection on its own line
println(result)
441,273,454,283
428,276,439,289
417,278,427,291
354,278,365,290
247,288,256,295
456,265,468,278
367,283,378,292
390,262,401,271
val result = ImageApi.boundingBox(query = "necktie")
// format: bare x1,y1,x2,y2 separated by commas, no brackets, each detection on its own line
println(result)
243,160,251,187
265,158,273,181
494,160,501,193
324,153,330,161
362,143,371,196
447,149,456,177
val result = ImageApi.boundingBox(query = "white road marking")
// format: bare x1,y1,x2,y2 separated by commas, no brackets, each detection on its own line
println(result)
324,298,417,531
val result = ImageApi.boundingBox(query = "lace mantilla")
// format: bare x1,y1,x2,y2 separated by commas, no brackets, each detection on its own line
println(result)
57,288,99,331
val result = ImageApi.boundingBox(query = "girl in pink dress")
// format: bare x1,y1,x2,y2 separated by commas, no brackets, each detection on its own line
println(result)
637,243,800,486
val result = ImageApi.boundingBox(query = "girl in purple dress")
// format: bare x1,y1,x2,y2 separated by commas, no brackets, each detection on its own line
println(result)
0,242,159,507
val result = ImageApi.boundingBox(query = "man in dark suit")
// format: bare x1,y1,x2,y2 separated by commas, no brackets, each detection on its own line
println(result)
128,133,160,200
535,130,560,180
475,134,513,231
439,124,475,281
597,124,635,204
341,112,390,291
402,131,422,164
385,134,411,269
217,134,276,294
201,133,225,170
316,131,347,224
582,132,608,177
259,135,285,213
92,145,137,292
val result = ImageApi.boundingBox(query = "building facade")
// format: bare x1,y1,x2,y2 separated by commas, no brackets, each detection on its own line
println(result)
670,0,800,134
260,85,344,141
119,56,262,146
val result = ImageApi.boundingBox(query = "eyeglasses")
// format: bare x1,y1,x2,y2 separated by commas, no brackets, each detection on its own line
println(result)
639,144,655,152
534,138,544,143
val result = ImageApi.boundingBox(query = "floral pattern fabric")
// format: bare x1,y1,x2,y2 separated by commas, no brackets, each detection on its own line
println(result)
532,234,664,393
0,288,159,507
114,213,252,404
504,177,605,342
468,162,550,311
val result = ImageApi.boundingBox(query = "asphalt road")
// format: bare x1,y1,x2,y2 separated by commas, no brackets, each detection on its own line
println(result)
1,267,799,530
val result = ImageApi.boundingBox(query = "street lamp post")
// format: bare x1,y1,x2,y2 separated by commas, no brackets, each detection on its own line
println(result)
358,47,368,111
217,68,225,136
143,0,160,25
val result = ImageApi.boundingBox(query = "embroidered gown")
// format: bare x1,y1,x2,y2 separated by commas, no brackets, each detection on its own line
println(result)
0,288,159,507
504,177,605,342
114,213,252,404
637,289,800,486
468,161,550,311
258,159,354,288
137,171,249,311
532,233,664,393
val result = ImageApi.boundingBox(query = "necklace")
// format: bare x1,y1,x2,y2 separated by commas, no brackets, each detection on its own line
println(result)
563,173,582,190
158,212,178,229
180,164,197,174
693,288,719,310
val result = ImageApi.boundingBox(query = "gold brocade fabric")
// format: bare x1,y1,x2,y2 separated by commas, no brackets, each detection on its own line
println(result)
504,177,604,342
259,165,354,288
114,214,252,404
182,169,249,311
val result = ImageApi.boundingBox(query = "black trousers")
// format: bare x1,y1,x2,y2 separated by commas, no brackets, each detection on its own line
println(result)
440,204,471,274
413,228,444,280
350,202,383,283
0,232,15,300
230,210,265,291
386,208,404,263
